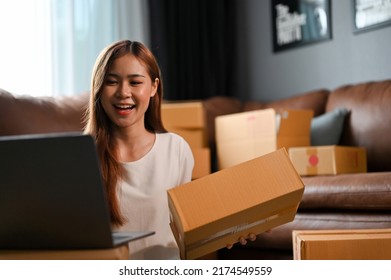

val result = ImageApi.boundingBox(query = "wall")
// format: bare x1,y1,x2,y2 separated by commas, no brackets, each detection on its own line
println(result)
235,0,391,101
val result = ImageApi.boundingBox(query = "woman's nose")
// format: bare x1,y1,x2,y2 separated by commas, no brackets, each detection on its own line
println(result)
117,82,132,98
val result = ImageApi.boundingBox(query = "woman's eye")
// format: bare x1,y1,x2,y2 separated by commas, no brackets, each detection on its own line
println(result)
130,81,142,86
105,80,117,85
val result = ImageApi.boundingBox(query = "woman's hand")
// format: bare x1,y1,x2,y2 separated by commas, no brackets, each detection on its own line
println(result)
225,229,272,249
226,233,257,250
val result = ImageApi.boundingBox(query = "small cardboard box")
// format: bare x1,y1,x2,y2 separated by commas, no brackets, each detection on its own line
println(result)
293,229,391,260
191,148,211,179
162,101,211,180
289,145,367,176
167,148,305,259
162,101,208,149
162,101,205,129
215,109,313,170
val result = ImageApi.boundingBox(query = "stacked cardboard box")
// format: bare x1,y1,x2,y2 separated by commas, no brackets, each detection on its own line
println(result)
293,229,391,260
168,148,305,259
289,145,367,176
162,101,211,179
215,109,313,170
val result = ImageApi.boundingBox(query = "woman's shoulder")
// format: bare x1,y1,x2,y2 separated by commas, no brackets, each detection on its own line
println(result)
157,132,188,145
156,132,192,155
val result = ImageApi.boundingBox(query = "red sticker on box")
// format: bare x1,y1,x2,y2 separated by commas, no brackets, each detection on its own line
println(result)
308,155,319,166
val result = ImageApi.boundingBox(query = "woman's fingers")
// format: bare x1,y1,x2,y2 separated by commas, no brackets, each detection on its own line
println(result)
239,236,247,245
226,232,259,249
248,233,257,241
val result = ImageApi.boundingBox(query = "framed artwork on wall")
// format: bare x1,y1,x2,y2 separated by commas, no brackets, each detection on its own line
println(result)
271,0,332,52
353,0,391,33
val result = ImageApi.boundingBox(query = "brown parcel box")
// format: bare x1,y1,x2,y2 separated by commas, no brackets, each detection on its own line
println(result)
289,145,367,176
276,109,313,149
162,101,208,149
167,148,305,260
293,229,391,260
215,109,313,170
162,101,211,179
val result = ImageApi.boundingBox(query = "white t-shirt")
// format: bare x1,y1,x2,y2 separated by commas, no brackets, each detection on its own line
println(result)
116,132,194,259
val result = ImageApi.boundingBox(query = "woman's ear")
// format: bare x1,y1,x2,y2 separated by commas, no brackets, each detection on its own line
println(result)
151,78,159,97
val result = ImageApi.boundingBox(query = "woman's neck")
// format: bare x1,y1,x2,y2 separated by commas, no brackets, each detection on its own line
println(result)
114,127,156,163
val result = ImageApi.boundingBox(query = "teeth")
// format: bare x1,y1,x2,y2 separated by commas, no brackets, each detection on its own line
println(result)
115,104,135,109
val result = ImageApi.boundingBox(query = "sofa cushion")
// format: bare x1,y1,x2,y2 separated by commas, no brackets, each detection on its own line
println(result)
300,172,391,210
326,80,391,172
248,212,391,251
258,89,330,117
310,107,349,145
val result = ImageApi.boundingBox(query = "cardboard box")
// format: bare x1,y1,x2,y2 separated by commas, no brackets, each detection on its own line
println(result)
162,101,205,129
162,101,211,180
289,145,367,176
293,229,391,260
215,109,313,169
167,148,305,259
192,148,211,179
162,101,208,149
276,109,313,149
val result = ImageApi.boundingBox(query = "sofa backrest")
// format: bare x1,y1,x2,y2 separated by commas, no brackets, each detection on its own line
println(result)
244,89,330,117
326,79,391,172
0,89,89,136
202,90,330,172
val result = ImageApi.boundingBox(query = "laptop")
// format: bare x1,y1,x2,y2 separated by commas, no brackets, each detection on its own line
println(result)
0,132,154,250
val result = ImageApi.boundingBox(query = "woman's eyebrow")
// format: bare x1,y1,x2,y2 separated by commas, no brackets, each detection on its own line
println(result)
107,73,146,78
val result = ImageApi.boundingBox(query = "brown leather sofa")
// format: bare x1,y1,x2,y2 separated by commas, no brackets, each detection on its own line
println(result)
204,79,391,259
1,79,391,260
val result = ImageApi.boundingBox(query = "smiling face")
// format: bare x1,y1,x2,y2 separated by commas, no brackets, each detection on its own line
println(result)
100,53,159,131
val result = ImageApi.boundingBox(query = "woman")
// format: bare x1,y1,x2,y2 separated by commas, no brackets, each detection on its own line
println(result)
84,39,255,259
84,40,194,259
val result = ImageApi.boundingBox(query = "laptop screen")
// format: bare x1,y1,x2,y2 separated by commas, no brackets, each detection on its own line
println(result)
0,133,121,249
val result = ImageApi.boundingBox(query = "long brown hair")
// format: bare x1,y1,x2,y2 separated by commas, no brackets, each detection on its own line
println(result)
84,40,166,226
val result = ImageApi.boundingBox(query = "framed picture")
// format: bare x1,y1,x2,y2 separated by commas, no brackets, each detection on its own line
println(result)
271,0,332,52
353,0,391,32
